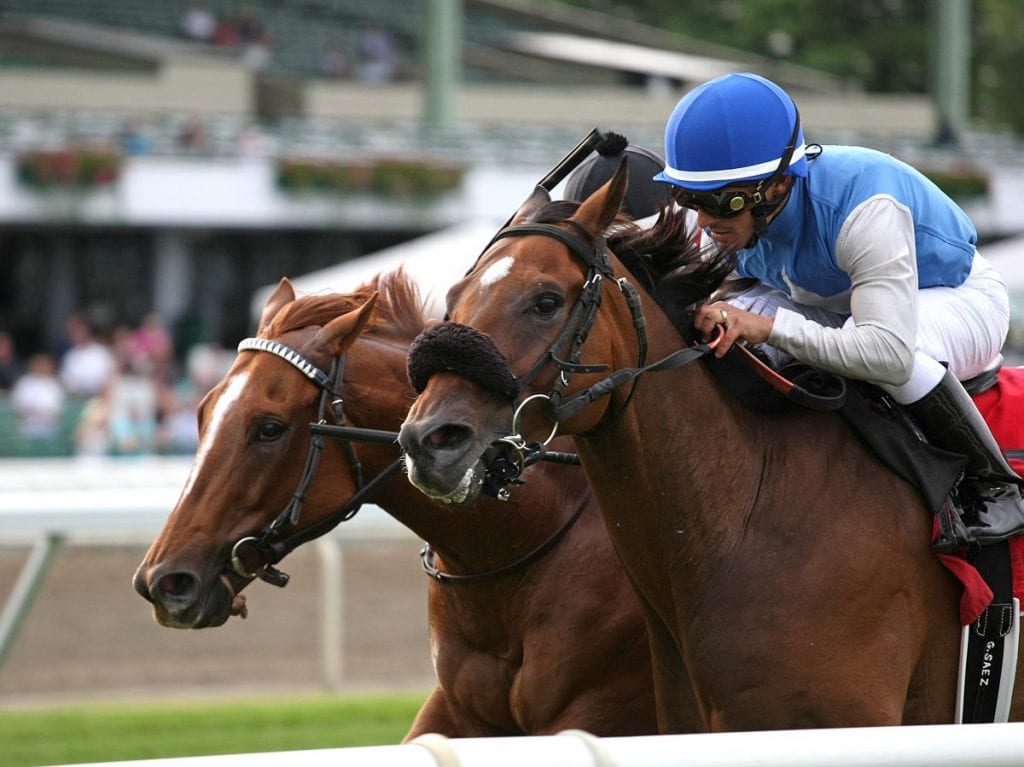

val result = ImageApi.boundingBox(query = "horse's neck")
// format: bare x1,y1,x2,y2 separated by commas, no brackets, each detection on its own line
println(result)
574,315,766,588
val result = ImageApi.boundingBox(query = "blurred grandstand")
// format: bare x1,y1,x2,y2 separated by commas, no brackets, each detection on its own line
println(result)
0,0,1022,459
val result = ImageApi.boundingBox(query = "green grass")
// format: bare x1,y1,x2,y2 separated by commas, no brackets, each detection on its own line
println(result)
0,692,428,767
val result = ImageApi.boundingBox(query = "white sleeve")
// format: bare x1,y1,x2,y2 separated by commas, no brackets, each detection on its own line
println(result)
768,195,918,385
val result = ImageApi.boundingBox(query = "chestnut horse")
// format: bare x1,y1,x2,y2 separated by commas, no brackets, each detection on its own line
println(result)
133,270,657,739
398,162,1024,731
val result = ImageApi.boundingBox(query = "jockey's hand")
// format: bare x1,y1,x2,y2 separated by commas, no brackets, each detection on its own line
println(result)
694,302,773,358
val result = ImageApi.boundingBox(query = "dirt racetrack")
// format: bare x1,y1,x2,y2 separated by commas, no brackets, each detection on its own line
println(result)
0,538,436,707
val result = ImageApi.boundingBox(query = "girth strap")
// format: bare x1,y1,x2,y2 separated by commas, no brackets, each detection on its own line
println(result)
959,541,1018,723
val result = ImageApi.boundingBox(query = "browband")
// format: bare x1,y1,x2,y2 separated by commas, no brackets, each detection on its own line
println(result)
237,337,333,390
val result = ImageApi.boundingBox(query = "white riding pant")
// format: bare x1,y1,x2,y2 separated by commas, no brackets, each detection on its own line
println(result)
728,252,1010,404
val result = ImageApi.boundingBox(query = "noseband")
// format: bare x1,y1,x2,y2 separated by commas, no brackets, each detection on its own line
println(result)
228,337,403,588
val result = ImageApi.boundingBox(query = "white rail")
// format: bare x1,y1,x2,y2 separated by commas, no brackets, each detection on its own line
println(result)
44,723,1024,767
0,456,415,683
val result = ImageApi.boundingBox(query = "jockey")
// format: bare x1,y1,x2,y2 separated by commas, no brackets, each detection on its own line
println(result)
655,71,1024,552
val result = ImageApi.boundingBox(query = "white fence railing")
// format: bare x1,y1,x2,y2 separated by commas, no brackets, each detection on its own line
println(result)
0,456,415,685
44,723,1024,767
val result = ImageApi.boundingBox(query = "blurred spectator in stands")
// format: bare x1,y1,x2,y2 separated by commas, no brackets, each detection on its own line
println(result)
320,41,351,79
213,12,240,48
157,385,200,455
181,1,217,43
357,23,401,83
73,387,111,457
59,315,116,398
185,341,234,397
10,353,65,441
106,355,160,456
129,313,176,383
234,4,272,69
119,119,152,157
178,115,209,153
242,34,273,70
236,122,272,157
0,331,22,392
235,5,264,45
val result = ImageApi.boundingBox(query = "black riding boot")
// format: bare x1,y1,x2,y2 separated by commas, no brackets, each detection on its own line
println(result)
907,369,1024,552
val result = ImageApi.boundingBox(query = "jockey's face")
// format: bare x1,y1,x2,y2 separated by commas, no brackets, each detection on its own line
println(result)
695,198,759,253
684,177,792,252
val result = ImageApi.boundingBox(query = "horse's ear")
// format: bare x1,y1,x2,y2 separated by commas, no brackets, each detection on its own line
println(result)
312,291,379,356
258,278,296,334
571,157,628,236
509,185,551,225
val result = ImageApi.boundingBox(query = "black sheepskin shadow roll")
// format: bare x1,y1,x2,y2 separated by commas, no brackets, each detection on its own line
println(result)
407,321,520,401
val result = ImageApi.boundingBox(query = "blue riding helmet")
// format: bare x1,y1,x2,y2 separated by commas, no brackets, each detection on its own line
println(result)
655,72,808,193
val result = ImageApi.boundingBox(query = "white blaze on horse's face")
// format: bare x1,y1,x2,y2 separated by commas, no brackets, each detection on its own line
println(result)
180,371,250,500
479,256,515,289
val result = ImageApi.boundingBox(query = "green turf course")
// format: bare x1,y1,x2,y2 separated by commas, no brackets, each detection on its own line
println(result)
0,691,427,767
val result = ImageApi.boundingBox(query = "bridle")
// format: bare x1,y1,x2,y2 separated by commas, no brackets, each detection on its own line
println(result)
485,221,648,412
228,337,403,588
489,220,726,450
408,216,717,498
227,334,589,588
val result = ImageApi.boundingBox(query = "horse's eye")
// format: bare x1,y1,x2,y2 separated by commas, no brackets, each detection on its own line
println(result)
534,293,562,315
255,419,285,442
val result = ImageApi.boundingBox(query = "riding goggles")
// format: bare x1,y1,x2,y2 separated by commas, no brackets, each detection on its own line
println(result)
670,185,765,219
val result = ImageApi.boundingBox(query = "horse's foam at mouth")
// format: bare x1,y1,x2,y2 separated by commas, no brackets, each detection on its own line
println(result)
404,455,481,505
423,466,479,505
446,466,480,504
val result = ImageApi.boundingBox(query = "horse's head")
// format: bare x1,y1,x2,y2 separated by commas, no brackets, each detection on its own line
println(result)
399,160,722,505
133,277,399,628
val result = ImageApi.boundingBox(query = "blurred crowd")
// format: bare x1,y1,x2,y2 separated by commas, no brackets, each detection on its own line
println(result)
180,2,404,83
180,2,274,71
0,314,235,459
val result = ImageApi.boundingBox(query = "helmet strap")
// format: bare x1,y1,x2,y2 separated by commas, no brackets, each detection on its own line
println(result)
750,183,791,237
747,106,802,240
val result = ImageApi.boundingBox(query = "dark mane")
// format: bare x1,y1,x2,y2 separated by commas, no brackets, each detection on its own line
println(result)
264,268,428,342
526,201,737,342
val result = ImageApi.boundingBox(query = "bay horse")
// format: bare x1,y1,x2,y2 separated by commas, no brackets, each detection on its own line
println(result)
132,270,658,739
397,161,1024,731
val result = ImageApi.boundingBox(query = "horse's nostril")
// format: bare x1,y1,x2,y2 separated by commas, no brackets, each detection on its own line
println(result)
153,570,200,611
158,572,193,597
427,424,471,450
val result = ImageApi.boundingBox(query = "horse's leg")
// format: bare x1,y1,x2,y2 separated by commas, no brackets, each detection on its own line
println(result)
403,686,503,741
638,598,705,733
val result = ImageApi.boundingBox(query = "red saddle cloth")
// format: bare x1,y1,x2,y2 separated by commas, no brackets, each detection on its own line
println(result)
936,366,1024,625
